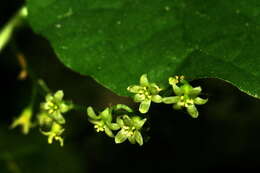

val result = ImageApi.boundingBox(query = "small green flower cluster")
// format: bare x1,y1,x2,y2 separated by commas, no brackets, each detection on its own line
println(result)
38,90,73,146
128,74,208,118
11,74,207,147
87,104,146,146
11,90,73,147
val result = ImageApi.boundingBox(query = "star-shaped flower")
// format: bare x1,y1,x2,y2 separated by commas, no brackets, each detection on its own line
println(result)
163,76,208,118
115,115,146,146
127,74,163,114
41,90,72,124
87,106,120,137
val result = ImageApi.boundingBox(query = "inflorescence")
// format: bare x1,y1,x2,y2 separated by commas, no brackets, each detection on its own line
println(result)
11,74,207,147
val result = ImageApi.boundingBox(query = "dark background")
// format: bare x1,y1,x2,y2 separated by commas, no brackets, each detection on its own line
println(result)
1,1,260,173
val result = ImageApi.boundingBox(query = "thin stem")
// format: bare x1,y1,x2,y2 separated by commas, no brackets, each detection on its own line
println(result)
38,79,51,93
0,5,28,52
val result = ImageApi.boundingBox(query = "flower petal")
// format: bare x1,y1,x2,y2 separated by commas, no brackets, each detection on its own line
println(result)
108,123,120,130
139,100,151,114
132,117,147,129
162,96,180,104
134,93,145,102
127,85,143,93
115,130,128,144
173,103,182,110
116,116,124,127
52,112,66,124
187,104,199,118
151,95,162,103
104,126,114,138
54,90,64,101
189,87,202,97
194,97,208,105
60,103,70,113
134,130,143,146
172,85,183,96
139,74,149,86
88,119,102,125
87,106,100,120
122,115,133,126
128,135,136,144
100,108,112,122
45,94,53,102
149,83,161,94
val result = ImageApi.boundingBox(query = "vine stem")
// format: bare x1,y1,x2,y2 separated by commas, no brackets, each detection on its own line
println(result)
0,5,28,52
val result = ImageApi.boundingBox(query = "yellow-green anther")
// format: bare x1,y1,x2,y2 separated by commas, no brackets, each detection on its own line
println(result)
11,106,33,135
127,74,163,114
41,122,64,147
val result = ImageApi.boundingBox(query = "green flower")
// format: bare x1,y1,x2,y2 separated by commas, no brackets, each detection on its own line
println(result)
163,76,208,118
127,74,163,114
41,122,64,147
11,106,33,134
37,111,53,127
87,106,120,137
41,90,72,124
115,115,146,146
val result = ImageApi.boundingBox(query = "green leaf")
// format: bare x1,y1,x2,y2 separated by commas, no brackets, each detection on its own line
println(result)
27,0,260,98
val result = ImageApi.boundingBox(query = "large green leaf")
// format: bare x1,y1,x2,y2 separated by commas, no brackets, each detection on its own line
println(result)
27,0,260,98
